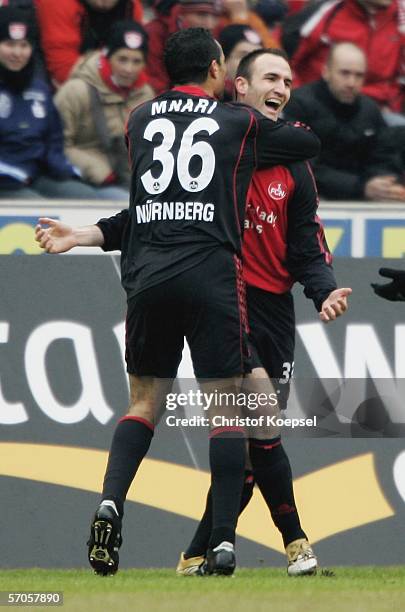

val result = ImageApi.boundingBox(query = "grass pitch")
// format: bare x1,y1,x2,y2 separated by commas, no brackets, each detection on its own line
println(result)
1,568,404,612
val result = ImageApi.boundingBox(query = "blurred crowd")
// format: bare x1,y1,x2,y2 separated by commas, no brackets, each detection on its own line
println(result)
1,0,405,202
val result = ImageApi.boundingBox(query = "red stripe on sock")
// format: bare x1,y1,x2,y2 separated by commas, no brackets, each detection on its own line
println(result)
118,416,154,432
209,426,245,438
250,440,281,450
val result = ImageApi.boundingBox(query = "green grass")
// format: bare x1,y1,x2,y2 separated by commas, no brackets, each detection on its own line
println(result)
0,568,404,612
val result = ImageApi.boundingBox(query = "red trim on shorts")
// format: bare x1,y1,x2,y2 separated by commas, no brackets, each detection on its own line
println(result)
119,416,154,432
250,439,281,450
209,426,245,438
245,474,254,484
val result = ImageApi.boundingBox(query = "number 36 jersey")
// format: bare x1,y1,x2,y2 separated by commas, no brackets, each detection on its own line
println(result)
122,85,320,299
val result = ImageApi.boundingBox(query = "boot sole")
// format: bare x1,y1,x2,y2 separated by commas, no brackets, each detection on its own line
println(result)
88,519,118,576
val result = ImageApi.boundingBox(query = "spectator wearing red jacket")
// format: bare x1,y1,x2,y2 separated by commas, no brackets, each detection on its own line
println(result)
34,0,143,87
289,0,405,121
145,0,222,94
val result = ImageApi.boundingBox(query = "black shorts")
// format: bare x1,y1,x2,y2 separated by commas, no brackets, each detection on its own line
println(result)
125,248,251,378
247,285,295,409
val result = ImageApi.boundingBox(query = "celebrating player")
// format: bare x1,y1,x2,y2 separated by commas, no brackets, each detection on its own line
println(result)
35,28,320,577
176,49,352,577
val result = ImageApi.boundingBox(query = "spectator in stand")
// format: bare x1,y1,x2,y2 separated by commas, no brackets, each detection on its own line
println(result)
253,0,288,30
218,0,280,48
0,7,99,199
288,0,405,125
145,0,222,94
34,0,143,88
0,0,49,77
146,0,282,95
54,21,153,199
218,23,262,100
284,42,405,201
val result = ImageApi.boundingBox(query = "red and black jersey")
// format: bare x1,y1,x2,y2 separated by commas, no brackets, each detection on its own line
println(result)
243,161,337,310
121,86,320,298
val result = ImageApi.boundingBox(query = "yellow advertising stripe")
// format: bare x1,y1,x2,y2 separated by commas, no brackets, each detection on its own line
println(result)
0,223,42,254
382,227,405,257
0,443,394,553
238,452,395,551
323,227,344,253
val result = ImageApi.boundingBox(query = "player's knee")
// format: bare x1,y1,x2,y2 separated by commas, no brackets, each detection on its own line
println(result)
126,402,155,425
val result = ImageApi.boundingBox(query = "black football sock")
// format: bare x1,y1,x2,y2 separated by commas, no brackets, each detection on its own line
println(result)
249,437,306,548
208,430,246,549
184,470,255,559
102,417,154,518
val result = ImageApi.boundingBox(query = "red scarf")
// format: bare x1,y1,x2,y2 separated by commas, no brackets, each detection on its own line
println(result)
98,54,148,97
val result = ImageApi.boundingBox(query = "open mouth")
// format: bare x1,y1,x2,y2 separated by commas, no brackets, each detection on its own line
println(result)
265,98,282,111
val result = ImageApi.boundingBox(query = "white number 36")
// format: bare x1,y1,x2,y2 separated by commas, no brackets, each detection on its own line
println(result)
141,117,219,195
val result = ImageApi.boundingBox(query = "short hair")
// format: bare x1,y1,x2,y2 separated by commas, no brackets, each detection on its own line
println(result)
236,48,289,81
164,28,221,85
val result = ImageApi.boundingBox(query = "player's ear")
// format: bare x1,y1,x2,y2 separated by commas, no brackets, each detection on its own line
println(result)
235,76,248,97
209,59,220,79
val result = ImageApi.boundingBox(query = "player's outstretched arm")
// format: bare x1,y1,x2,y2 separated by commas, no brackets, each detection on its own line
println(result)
371,268,405,301
35,217,105,254
320,287,352,323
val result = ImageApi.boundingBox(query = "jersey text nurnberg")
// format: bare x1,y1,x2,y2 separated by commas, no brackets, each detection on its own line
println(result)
136,200,215,223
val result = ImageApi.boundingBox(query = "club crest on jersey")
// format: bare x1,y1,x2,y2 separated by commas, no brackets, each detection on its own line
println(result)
244,29,261,45
124,32,143,49
268,181,287,201
9,23,27,40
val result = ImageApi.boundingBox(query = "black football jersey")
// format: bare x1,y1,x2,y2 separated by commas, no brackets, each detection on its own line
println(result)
121,86,320,298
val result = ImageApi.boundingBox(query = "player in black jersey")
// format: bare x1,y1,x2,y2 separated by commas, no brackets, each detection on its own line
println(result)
35,28,320,577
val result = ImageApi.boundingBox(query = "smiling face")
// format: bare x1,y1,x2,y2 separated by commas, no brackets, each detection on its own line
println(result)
235,52,292,120
0,39,32,71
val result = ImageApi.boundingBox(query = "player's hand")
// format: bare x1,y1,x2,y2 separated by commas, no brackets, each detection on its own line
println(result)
35,217,78,254
320,287,352,323
371,268,405,301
